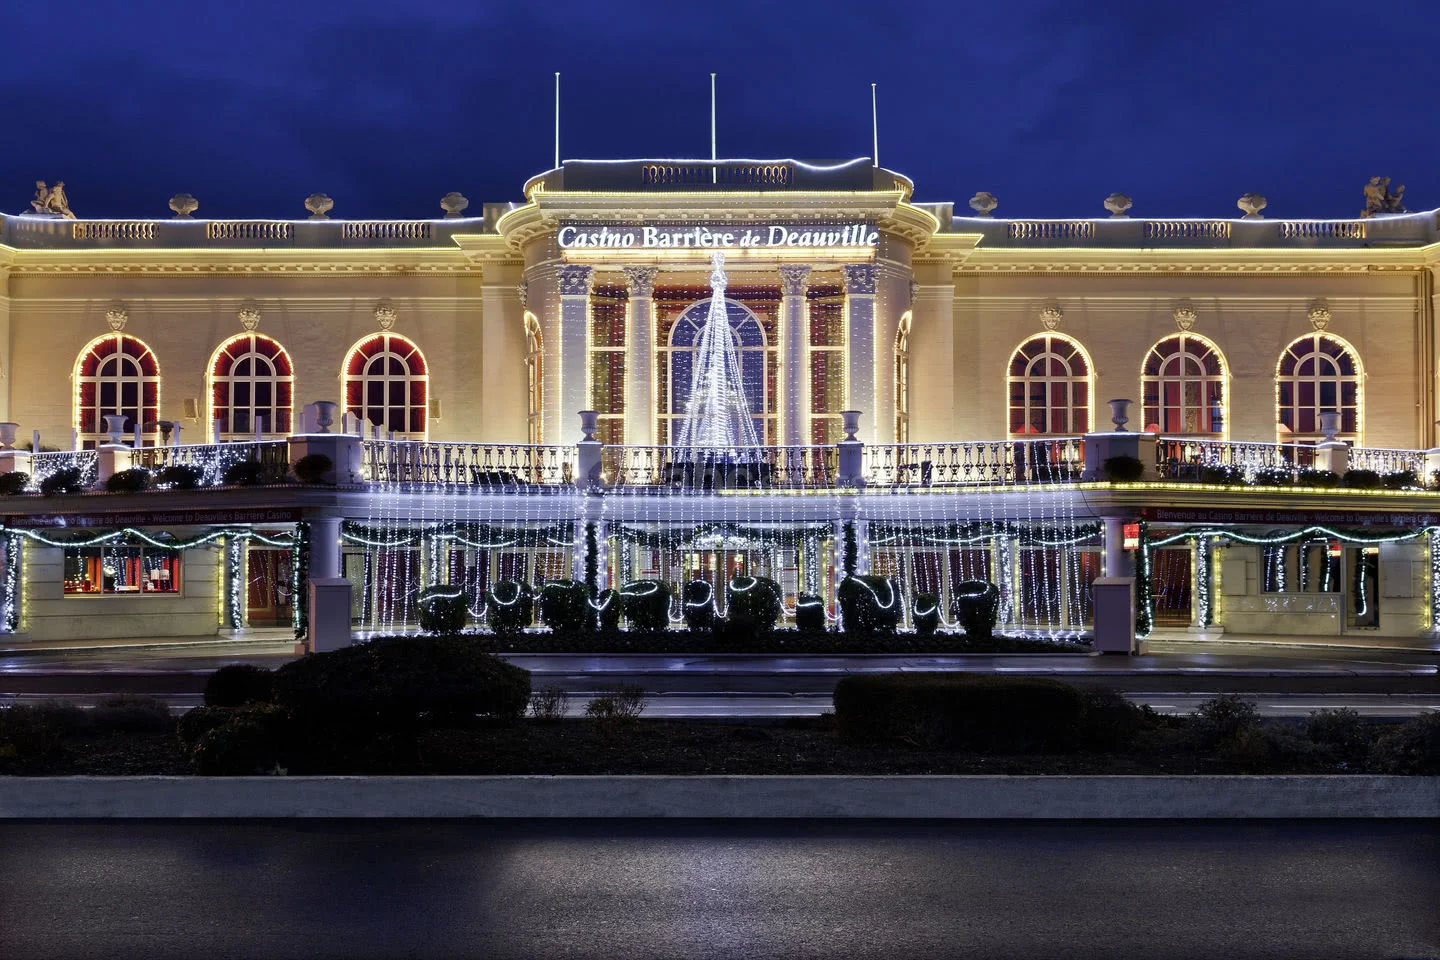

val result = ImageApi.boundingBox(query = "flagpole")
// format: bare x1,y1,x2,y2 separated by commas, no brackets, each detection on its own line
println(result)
710,73,717,184
553,72,561,170
871,83,879,168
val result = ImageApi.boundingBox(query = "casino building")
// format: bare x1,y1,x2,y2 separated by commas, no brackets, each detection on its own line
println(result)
1,157,1438,649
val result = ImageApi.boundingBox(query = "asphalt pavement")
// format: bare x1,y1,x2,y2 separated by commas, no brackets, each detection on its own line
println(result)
0,820,1434,959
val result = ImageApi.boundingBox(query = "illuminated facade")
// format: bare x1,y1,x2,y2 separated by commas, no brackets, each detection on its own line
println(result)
1,157,1439,647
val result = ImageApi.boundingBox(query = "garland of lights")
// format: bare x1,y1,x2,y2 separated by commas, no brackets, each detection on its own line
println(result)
292,520,309,641
1430,529,1440,633
868,520,1102,547
2,532,20,633
1133,520,1153,637
614,521,831,549
1193,535,1214,628
341,520,574,550
226,536,245,630
1,526,294,551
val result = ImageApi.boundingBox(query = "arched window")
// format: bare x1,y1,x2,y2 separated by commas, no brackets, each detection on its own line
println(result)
524,312,543,445
895,311,911,443
207,333,294,439
1007,333,1092,436
1141,333,1227,436
74,333,160,449
659,298,775,445
342,333,428,439
1276,333,1362,442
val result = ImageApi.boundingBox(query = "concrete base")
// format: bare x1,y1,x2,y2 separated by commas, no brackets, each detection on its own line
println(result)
0,775,1434,819
307,578,352,653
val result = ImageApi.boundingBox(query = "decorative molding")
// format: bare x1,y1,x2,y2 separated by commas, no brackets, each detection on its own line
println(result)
842,264,878,295
517,279,529,311
169,194,199,219
1104,193,1133,218
104,301,128,331
374,299,398,330
622,266,659,298
1038,303,1063,330
305,194,334,220
237,299,261,331
1172,301,1197,331
557,265,594,296
778,264,812,297
1308,299,1332,331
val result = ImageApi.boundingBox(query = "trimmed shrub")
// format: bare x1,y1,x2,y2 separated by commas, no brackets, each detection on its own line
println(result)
584,684,647,722
912,592,941,636
486,580,533,635
726,576,782,633
0,706,63,768
293,453,333,484
1297,468,1340,488
0,472,30,496
594,589,623,631
951,580,1001,641
529,687,569,722
1382,469,1419,490
1304,708,1369,764
1367,711,1440,774
1191,694,1260,747
39,467,85,496
273,634,531,730
418,585,468,634
178,703,292,751
90,694,171,733
1341,468,1381,490
222,460,269,486
682,580,717,631
537,579,589,632
1102,455,1145,482
1253,467,1294,486
834,672,1087,752
838,575,902,634
156,464,204,490
1077,689,1151,750
104,468,152,493
1199,464,1243,485
191,719,277,775
620,580,671,632
22,700,89,735
204,664,275,707
795,593,826,633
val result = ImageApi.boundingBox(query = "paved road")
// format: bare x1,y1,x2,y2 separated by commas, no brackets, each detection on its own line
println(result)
0,820,1434,959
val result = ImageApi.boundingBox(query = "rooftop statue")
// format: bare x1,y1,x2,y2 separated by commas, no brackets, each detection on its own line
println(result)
29,181,76,219
1361,176,1406,218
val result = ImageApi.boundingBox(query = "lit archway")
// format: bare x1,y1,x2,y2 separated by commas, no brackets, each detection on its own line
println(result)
341,333,429,439
1275,332,1363,442
1140,332,1229,437
1006,332,1093,436
73,333,161,448
206,332,294,439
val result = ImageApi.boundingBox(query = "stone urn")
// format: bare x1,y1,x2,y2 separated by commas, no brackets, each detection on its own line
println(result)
169,193,199,219
1104,193,1133,218
0,422,17,450
578,410,600,443
440,192,470,218
103,414,129,445
1107,399,1133,431
840,410,862,442
1319,411,1341,443
313,401,338,434
1237,193,1267,219
305,193,334,220
968,191,998,217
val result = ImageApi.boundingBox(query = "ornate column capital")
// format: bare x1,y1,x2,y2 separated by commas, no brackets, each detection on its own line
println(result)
557,264,594,296
842,264,878,295
622,266,659,298
778,264,812,297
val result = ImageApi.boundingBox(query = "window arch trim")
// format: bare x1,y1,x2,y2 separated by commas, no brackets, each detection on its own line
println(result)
72,332,162,448
1005,331,1094,437
1274,332,1364,443
1139,331,1230,439
205,332,295,439
340,332,430,440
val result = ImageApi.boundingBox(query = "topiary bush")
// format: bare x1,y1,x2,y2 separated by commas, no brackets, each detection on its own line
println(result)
273,634,531,731
1254,467,1294,486
417,585,468,634
156,464,204,490
1297,468,1340,488
725,576,782,633
537,579,589,632
838,575,902,634
1341,468,1381,489
0,472,30,496
594,589,623,631
620,580,671,632
951,580,1001,641
1382,470,1419,490
486,580,533,635
833,672,1087,752
1103,455,1145,482
204,664,275,707
39,466,85,496
104,468,153,493
795,593,826,633
293,453,333,484
683,579,717,631
223,460,271,486
912,592,940,636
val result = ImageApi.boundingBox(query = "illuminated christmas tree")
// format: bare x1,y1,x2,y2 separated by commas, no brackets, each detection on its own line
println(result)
674,251,762,460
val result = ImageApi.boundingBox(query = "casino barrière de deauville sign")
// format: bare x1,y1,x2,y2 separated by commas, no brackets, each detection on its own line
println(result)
557,222,879,250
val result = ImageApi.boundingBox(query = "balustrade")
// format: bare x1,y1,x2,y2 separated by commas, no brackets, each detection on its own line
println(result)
863,439,1084,487
27,451,99,491
601,445,836,489
135,441,289,486
1154,437,1317,480
362,440,575,486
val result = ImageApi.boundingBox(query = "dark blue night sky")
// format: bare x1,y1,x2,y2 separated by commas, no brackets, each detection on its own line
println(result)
6,0,1436,221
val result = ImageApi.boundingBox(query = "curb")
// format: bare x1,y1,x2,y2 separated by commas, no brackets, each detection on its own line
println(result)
1,775,1436,819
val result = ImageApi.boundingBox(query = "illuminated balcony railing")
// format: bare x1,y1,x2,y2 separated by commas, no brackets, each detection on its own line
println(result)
1154,437,1317,480
362,440,576,486
135,441,290,486
601,445,837,489
1346,446,1425,476
863,439,1085,487
26,450,99,491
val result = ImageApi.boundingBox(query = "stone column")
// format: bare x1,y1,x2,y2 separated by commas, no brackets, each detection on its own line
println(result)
557,265,594,445
304,513,350,654
843,265,879,442
778,265,811,446
623,266,659,447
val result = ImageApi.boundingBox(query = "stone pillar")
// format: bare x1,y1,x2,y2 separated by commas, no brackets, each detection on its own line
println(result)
96,444,134,488
778,265,811,446
308,514,342,581
304,514,349,654
557,265,594,446
623,266,659,447
842,265,878,442
1092,577,1137,654
287,432,363,485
